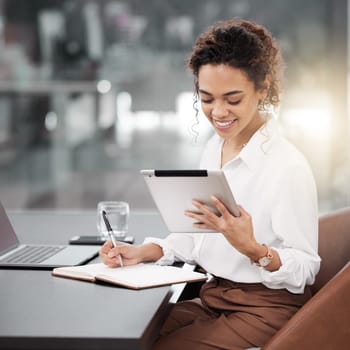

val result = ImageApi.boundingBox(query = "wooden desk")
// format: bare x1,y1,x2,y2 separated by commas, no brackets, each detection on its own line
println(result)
0,210,180,350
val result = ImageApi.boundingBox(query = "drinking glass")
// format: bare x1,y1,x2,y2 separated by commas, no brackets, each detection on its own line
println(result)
97,201,129,239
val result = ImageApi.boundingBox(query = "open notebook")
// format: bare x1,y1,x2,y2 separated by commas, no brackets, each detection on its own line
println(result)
52,263,207,290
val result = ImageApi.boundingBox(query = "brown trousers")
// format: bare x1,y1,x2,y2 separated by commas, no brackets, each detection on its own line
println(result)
153,277,312,350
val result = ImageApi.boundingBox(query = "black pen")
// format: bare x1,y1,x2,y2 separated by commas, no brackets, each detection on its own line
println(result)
102,210,123,267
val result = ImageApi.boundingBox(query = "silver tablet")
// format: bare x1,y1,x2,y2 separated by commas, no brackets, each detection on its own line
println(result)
141,169,240,233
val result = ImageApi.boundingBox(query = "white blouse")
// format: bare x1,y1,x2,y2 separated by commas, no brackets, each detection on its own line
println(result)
145,117,321,293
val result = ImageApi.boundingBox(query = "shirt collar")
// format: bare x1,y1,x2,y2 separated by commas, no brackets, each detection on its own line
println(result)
223,116,279,171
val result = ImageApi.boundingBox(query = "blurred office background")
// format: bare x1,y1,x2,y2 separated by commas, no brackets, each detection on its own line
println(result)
0,0,349,214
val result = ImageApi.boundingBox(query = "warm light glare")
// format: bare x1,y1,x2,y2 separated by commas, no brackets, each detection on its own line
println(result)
283,108,331,138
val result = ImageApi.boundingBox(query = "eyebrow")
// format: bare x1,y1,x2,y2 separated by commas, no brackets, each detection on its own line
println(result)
198,89,243,96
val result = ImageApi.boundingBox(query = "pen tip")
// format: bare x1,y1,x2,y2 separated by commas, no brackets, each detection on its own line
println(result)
102,210,106,215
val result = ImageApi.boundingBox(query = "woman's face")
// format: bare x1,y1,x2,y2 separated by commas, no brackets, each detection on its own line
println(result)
198,64,266,142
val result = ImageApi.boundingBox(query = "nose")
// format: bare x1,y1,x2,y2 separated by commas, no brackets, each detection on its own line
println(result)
211,101,229,118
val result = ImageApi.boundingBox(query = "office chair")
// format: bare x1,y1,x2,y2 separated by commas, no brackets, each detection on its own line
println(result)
263,207,350,350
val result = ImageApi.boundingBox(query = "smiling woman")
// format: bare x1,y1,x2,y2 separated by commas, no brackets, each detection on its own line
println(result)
99,18,321,350
188,19,283,166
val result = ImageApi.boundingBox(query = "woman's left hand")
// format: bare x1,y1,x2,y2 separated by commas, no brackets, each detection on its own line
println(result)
185,196,259,256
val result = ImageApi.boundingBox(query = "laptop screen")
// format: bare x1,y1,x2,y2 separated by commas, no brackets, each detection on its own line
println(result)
0,202,19,254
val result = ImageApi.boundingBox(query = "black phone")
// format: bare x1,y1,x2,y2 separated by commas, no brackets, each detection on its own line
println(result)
69,235,134,245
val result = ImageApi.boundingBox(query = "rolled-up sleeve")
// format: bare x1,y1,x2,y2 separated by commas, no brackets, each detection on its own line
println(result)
259,164,321,293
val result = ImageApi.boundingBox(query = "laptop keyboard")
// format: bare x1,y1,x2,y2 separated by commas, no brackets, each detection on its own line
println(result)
0,245,66,264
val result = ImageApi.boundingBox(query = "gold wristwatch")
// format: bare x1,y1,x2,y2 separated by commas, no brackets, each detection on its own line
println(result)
254,244,274,267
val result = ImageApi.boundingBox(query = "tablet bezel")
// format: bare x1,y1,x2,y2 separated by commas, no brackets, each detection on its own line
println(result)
141,169,240,233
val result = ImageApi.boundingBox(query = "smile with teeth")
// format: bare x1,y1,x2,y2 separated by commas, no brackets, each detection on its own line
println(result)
213,118,237,129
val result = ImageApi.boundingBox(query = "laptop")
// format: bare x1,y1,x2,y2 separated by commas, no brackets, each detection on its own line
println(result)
141,169,240,233
0,202,99,269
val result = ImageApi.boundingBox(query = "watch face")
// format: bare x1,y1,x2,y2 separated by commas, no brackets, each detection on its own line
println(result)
258,256,271,267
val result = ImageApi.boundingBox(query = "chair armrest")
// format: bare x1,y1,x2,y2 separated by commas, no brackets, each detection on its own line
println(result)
263,262,350,350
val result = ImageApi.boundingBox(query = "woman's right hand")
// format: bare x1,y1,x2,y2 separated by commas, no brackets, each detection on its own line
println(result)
99,240,142,268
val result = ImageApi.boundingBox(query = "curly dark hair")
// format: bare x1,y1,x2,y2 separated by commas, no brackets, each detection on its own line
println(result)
187,19,283,109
